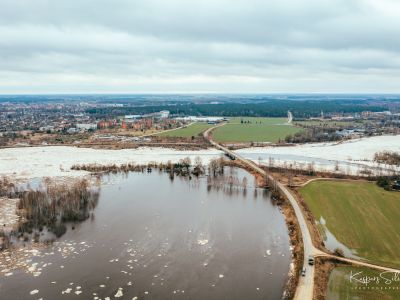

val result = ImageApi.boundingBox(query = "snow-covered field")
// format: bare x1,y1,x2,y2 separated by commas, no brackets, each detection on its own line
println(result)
1,135,399,180
0,146,223,180
235,135,400,175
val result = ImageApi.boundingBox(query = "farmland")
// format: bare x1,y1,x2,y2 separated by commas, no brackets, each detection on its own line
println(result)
327,266,399,300
156,122,212,138
212,117,302,143
300,180,400,268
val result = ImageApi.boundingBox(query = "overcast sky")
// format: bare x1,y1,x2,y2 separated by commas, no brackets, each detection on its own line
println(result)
1,0,400,94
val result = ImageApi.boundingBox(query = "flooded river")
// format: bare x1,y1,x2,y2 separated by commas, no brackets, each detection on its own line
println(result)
0,168,291,299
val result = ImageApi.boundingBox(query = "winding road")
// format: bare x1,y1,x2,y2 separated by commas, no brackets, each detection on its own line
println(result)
203,124,400,300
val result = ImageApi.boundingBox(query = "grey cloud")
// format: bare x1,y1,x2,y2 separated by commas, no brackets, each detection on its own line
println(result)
0,0,399,93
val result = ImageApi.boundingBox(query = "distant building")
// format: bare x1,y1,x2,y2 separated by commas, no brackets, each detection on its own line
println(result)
175,116,225,123
67,128,79,134
124,115,142,120
97,120,117,129
76,123,97,131
39,125,55,132
158,110,170,119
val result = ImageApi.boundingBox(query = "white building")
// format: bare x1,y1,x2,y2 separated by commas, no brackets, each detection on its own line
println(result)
76,123,97,130
159,110,170,119
175,116,225,123
124,115,142,120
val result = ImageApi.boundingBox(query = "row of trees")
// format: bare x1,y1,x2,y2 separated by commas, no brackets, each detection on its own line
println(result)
285,128,341,143
72,156,207,178
86,100,387,119
374,151,400,166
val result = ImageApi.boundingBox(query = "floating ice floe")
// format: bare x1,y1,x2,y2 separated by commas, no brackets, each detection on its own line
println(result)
114,287,123,298
62,288,72,294
30,289,39,295
197,239,209,246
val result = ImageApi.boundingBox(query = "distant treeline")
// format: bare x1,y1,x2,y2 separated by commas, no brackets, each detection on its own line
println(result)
86,100,387,118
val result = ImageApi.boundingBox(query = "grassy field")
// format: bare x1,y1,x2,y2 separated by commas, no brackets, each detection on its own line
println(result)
327,266,400,300
300,180,400,267
212,117,302,143
156,122,212,138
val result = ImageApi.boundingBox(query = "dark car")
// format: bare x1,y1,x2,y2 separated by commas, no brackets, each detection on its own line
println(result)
308,255,315,266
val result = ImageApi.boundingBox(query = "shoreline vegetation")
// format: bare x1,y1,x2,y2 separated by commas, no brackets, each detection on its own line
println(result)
73,158,303,299
0,177,99,251
0,157,251,252
71,156,222,180
0,158,302,299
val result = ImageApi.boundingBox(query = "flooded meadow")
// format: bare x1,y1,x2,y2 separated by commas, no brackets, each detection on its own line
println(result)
0,168,291,299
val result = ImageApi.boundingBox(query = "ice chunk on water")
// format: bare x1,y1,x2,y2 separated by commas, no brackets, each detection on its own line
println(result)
197,239,209,246
115,288,123,298
30,289,39,295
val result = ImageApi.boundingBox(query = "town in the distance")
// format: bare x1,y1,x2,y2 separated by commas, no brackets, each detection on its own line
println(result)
0,94,400,300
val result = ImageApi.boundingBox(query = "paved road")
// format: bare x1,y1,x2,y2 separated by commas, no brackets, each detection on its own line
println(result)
287,111,293,124
141,122,195,137
204,125,318,299
204,125,400,299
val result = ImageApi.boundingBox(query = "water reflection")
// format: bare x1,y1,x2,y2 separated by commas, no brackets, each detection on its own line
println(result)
2,178,99,249
1,167,291,300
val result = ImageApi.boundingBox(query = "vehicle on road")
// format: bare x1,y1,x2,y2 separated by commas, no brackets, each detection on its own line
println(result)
301,267,306,276
308,255,315,266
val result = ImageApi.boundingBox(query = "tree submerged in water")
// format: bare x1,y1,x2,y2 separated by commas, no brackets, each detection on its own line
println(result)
14,178,99,241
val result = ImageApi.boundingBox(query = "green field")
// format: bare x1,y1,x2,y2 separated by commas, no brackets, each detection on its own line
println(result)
157,122,212,138
212,117,302,143
328,266,400,300
300,180,400,267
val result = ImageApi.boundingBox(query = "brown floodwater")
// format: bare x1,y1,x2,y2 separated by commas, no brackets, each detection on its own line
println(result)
0,167,291,299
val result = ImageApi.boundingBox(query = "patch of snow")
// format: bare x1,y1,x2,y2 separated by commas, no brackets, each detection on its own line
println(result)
236,135,400,175
0,146,223,180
